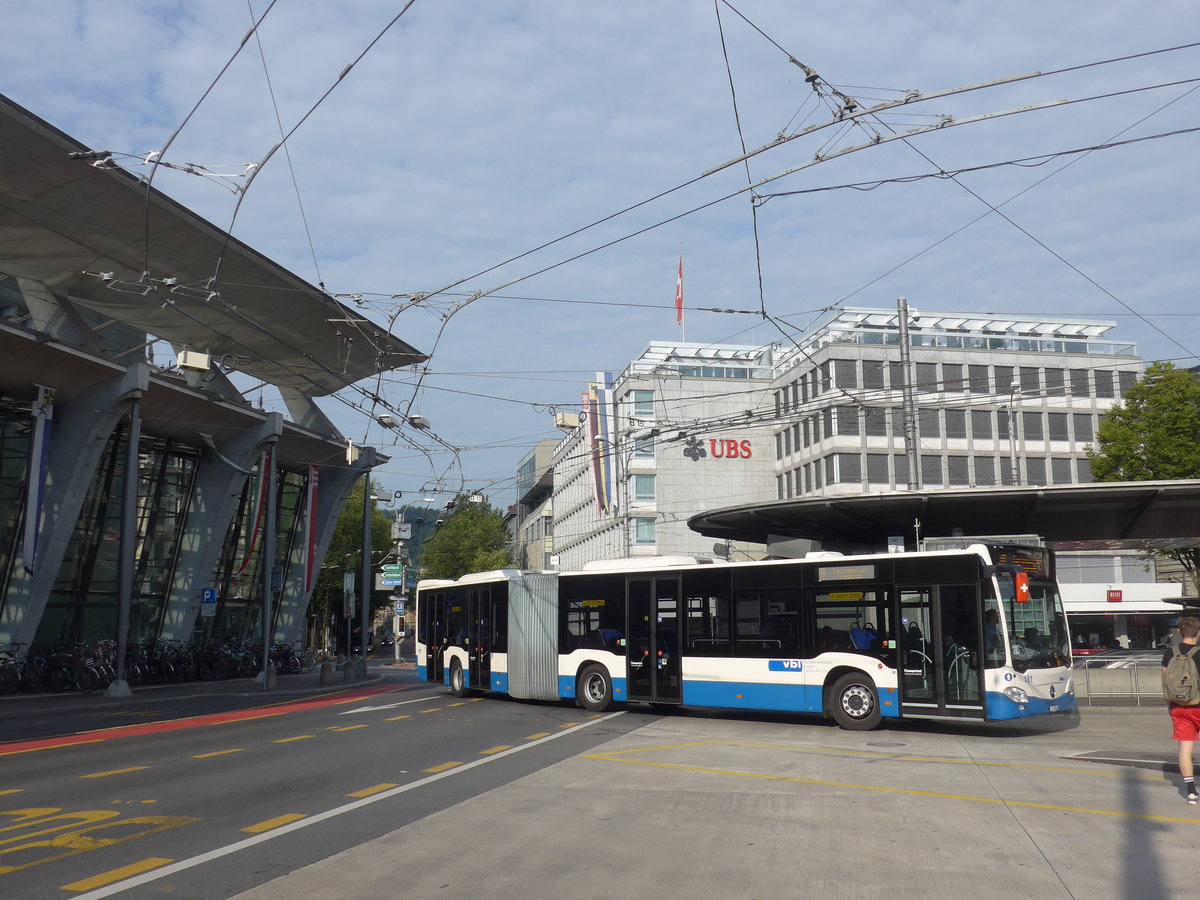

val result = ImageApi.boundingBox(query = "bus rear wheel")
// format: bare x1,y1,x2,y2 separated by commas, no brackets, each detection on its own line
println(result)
578,664,613,712
449,659,466,697
829,672,881,731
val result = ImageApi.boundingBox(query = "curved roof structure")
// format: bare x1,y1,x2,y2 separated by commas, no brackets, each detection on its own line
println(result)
688,481,1200,549
0,93,424,397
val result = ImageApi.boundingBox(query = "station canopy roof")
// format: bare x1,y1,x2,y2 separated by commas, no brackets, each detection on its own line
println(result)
0,93,425,398
688,481,1200,550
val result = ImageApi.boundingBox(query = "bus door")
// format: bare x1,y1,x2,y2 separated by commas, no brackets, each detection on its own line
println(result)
423,591,447,685
897,585,984,719
626,576,682,704
467,586,491,690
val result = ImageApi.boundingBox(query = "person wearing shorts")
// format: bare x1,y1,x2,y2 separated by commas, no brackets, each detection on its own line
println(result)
1163,616,1200,805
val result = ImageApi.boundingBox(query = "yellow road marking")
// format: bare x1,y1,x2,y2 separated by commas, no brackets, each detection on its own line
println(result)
0,789,23,796
467,697,484,702
584,751,1200,825
558,722,579,729
481,745,512,755
448,702,465,707
423,762,462,773
80,767,150,779
328,725,369,732
60,857,174,891
192,749,243,759
526,732,551,740
347,784,400,798
385,715,411,721
0,740,103,758
273,735,314,743
420,708,441,714
241,814,306,833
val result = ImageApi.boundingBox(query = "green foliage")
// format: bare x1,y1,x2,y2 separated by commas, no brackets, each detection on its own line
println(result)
420,494,512,580
309,478,393,625
1088,361,1200,482
1088,361,1200,594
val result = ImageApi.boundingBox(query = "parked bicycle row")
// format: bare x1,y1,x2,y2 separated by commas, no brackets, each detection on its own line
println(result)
0,639,333,694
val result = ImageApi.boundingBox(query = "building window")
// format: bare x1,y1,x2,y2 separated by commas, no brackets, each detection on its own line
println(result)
1070,369,1091,397
633,437,654,459
1048,413,1069,442
783,428,791,456
1077,457,1093,482
971,409,992,440
1073,413,1094,443
633,474,655,502
919,408,940,438
1094,370,1115,398
836,406,860,436
632,390,654,418
836,453,861,484
866,454,888,483
1051,458,1073,484
1027,457,1047,485
1045,368,1065,397
916,362,937,392
969,365,989,394
864,407,887,436
1118,371,1136,396
863,360,885,390
943,364,963,392
945,409,966,439
894,453,909,487
975,456,996,486
921,455,943,486
777,474,785,500
833,359,857,389
1023,411,1043,441
948,455,970,485
1020,366,1040,394
633,517,656,544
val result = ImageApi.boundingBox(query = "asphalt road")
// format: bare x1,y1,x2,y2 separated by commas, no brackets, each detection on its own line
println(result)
0,664,643,899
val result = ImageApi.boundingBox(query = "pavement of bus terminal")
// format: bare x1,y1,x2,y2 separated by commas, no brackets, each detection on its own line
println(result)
232,699,1197,900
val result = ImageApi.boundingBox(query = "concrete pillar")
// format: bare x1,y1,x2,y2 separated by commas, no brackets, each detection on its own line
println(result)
158,414,283,642
0,365,149,648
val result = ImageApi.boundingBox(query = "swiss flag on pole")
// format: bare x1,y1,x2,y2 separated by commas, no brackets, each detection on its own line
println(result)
674,254,684,324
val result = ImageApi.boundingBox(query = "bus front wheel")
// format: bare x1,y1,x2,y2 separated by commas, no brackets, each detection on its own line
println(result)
449,659,466,697
578,664,613,712
829,672,881,730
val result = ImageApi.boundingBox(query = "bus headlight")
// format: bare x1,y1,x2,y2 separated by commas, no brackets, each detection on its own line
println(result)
1004,685,1029,704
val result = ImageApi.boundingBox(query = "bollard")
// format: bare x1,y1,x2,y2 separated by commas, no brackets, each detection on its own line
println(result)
319,661,334,685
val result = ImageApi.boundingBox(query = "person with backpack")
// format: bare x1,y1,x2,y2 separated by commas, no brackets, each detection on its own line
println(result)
1162,616,1200,805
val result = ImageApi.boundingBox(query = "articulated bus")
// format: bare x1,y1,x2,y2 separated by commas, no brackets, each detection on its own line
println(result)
414,543,1074,730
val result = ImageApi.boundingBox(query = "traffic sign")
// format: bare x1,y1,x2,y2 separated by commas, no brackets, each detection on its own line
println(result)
200,588,217,617
381,564,404,575
381,578,403,586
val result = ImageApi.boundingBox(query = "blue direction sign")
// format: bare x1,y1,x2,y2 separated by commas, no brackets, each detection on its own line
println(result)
381,578,403,586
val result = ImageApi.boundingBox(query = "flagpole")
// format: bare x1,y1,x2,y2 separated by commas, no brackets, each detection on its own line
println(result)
675,244,685,342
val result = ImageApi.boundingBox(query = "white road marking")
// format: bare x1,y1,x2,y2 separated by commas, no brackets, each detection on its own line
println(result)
338,695,438,715
72,710,625,899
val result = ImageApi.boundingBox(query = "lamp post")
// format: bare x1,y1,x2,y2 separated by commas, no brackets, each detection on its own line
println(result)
896,297,920,490
1006,380,1020,486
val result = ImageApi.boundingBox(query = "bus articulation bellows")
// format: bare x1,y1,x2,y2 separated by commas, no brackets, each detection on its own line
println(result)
414,543,1074,730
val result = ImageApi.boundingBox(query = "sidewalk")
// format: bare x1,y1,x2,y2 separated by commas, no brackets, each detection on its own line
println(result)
232,704,1195,900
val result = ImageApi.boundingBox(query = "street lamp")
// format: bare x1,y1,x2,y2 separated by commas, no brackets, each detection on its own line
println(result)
1006,380,1020,486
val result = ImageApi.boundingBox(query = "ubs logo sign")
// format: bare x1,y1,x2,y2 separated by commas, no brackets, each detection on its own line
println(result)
683,437,753,461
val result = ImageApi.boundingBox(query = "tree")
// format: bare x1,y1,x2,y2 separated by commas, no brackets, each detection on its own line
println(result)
420,494,512,580
1088,361,1200,594
308,479,393,646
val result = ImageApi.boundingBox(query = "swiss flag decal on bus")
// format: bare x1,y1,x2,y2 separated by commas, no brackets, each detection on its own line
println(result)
1014,571,1030,603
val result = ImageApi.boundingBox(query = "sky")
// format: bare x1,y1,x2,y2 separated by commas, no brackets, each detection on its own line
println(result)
3,1,1198,510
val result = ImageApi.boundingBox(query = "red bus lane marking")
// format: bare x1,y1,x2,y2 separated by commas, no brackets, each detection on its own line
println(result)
0,685,403,757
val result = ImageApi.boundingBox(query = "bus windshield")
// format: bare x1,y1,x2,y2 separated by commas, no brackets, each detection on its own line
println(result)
999,574,1070,671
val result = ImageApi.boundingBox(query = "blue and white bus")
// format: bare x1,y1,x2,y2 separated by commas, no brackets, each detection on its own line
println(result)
414,543,1074,729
